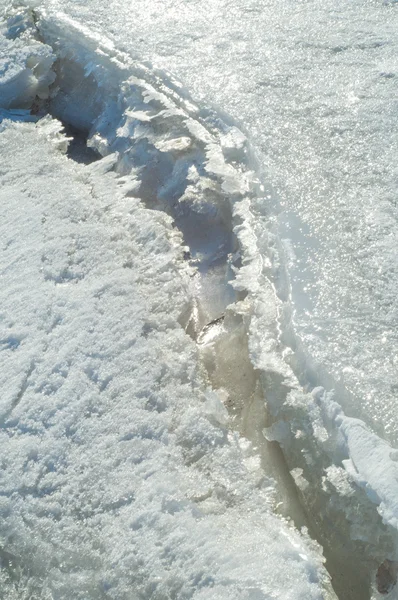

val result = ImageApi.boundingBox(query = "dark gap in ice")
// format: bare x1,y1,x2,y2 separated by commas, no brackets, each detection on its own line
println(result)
61,123,101,164
29,96,101,165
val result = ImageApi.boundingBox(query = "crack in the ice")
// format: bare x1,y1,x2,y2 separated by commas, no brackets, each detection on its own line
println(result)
3,8,396,598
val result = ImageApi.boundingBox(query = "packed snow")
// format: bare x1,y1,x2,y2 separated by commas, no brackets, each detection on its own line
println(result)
1,0,398,598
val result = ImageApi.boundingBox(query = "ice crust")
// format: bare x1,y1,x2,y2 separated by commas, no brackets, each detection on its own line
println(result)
0,13,336,600
1,2,398,598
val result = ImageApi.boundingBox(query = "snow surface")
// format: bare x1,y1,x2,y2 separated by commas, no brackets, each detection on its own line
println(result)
0,114,336,600
1,0,398,598
0,17,337,600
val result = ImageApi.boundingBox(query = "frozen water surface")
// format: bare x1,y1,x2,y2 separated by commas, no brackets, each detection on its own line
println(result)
0,113,334,599
70,0,398,445
1,0,398,598
0,11,337,600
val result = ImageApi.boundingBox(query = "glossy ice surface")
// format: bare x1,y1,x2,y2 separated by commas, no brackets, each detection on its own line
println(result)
49,0,398,443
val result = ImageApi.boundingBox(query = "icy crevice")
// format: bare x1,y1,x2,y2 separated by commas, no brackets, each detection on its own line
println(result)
1,6,397,600
62,123,100,164
39,9,245,339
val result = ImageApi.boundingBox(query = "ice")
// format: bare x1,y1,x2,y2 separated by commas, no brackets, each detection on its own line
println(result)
27,8,254,339
0,114,336,599
0,9,55,108
17,0,398,449
324,397,398,533
0,13,337,600
2,0,398,597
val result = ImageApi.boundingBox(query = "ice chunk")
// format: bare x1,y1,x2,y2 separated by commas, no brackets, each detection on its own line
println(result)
0,11,55,109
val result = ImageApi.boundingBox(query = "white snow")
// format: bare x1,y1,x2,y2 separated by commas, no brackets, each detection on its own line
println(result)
1,0,398,597
0,15,336,600
0,9,54,108
0,114,335,599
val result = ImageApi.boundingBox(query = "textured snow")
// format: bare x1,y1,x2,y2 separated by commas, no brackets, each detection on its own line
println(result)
0,18,336,598
0,116,334,599
1,0,398,597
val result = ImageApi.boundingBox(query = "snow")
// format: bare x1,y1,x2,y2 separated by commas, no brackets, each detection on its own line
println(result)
0,16,337,600
1,0,398,597
35,0,398,436
323,394,398,535
0,9,54,107
0,114,335,599
9,0,398,447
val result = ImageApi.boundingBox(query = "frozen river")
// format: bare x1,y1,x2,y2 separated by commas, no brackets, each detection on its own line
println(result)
1,0,398,598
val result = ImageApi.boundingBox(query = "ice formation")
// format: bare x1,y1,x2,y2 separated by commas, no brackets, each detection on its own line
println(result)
0,8,336,600
1,1,398,599
0,9,54,107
